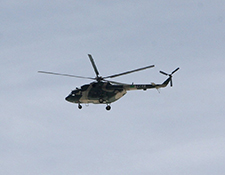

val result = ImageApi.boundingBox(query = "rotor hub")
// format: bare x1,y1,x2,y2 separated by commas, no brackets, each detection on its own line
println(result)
96,76,104,82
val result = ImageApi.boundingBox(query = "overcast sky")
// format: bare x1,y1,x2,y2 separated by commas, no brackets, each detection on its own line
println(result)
1,1,225,175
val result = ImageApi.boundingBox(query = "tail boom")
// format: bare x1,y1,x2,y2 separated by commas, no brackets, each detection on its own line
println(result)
123,77,171,91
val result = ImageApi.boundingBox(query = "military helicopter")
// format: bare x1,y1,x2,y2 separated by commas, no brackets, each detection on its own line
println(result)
38,54,179,110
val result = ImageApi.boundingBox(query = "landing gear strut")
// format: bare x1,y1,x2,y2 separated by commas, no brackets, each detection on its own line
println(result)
106,105,111,111
78,104,82,109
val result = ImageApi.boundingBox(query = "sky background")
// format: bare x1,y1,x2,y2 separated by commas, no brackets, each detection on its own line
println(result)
1,1,225,174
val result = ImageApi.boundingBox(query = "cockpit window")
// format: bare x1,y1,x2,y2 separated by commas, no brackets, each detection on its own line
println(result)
71,89,82,96
71,90,77,94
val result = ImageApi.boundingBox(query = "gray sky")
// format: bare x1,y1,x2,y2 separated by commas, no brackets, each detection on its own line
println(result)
1,1,225,174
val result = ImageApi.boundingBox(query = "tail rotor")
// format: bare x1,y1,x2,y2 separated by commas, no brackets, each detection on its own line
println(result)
159,67,179,87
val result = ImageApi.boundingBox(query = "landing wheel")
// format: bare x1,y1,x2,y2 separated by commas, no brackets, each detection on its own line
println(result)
78,104,82,109
106,105,111,111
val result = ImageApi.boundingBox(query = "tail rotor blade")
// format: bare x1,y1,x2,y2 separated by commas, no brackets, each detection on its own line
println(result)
170,79,173,87
159,71,169,76
171,67,179,75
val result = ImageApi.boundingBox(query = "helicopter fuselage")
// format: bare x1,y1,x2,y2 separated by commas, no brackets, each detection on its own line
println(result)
65,82,127,104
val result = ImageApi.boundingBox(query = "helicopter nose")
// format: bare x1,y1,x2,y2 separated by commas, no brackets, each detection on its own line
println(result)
65,95,72,102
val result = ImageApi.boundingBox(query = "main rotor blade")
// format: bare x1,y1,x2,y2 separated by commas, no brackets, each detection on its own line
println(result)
171,67,179,75
88,54,100,77
103,65,155,79
38,71,95,80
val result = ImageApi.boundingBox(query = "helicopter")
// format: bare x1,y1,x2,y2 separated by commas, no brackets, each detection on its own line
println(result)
38,54,179,110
